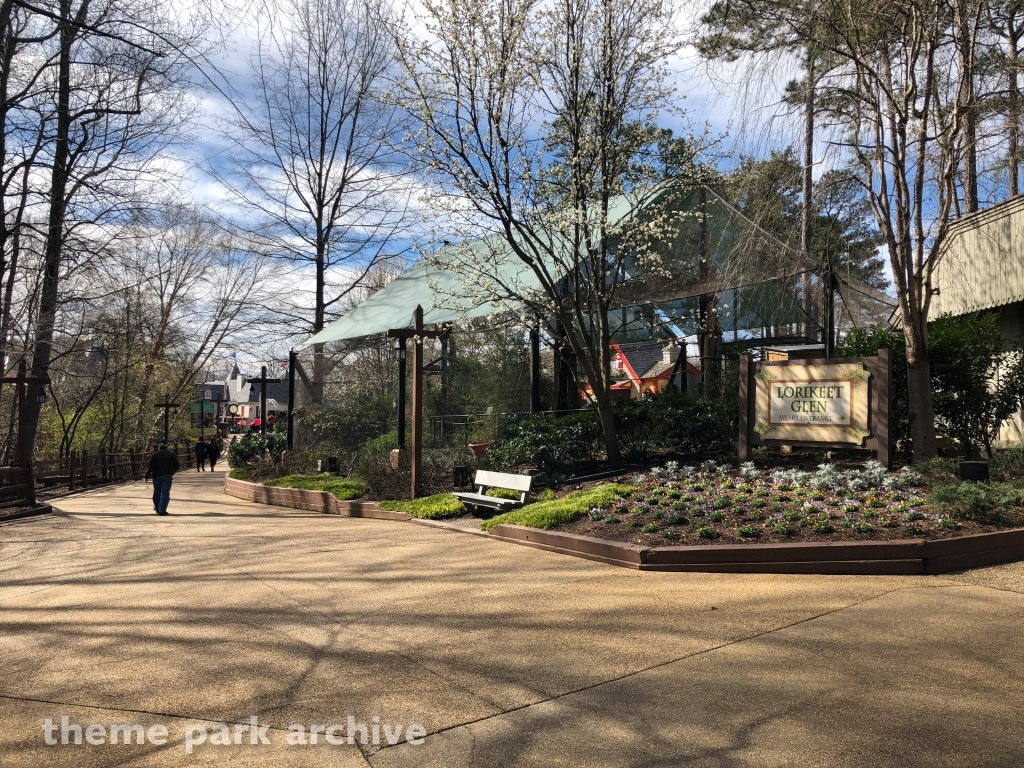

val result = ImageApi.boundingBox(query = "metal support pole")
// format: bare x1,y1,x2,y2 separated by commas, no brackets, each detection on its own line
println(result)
397,337,407,449
530,326,541,414
260,365,268,434
411,307,424,498
287,350,297,450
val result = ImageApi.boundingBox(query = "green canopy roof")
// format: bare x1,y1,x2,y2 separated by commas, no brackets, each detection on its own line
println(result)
301,237,539,346
299,182,849,347
300,183,686,347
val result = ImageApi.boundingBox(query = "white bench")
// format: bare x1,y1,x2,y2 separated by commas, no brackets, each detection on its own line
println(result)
453,470,534,515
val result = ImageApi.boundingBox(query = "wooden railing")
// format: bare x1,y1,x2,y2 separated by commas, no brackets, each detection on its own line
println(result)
0,465,36,508
1,443,198,507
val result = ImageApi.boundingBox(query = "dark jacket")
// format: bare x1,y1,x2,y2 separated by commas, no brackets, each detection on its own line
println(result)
207,441,222,460
146,448,180,479
195,441,208,459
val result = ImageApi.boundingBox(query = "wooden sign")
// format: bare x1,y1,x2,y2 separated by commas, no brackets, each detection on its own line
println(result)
739,350,891,467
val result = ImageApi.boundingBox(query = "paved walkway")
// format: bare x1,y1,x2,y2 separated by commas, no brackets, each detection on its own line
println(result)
2,471,1023,767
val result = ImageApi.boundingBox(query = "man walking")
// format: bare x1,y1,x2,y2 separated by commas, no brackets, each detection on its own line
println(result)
195,438,208,472
145,443,180,515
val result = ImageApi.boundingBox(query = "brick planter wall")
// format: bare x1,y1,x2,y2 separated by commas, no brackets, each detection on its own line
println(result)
223,477,410,520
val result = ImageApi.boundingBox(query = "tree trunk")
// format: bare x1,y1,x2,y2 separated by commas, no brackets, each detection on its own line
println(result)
312,241,326,404
958,0,979,212
594,390,622,468
802,52,816,338
1010,26,1021,197
905,323,938,462
23,0,74,454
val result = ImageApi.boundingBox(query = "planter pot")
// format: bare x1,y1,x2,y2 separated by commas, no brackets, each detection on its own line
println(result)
468,441,494,459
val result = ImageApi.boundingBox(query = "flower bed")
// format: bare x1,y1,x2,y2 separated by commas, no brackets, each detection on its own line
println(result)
546,460,1024,546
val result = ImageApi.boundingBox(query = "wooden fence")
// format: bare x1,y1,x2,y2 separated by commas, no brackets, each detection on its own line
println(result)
0,444,197,509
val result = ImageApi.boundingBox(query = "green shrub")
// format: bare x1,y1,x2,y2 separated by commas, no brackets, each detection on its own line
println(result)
991,448,1024,481
841,316,1024,459
660,528,680,541
927,482,1023,522
489,391,738,471
378,493,465,519
627,392,737,461
737,525,760,538
227,428,288,469
696,525,718,539
642,522,659,533
930,312,1024,457
263,474,366,500
479,484,633,531
488,411,604,473
917,457,958,485
229,468,252,480
837,324,910,458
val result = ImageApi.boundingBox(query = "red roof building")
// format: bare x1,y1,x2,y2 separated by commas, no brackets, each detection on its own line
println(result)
606,341,698,399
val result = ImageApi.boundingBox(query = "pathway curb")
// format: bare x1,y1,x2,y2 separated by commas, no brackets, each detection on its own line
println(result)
222,477,1024,574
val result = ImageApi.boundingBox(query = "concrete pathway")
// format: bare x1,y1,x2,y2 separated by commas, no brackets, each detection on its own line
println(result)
1,471,1023,767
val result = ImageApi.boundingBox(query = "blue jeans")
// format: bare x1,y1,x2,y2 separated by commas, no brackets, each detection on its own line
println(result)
152,475,173,514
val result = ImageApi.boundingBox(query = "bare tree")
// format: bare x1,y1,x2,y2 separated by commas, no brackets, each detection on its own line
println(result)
218,0,410,395
9,0,203,452
395,0,701,467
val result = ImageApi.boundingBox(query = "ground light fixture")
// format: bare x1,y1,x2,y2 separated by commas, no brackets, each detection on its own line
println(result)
393,339,406,361
35,387,46,404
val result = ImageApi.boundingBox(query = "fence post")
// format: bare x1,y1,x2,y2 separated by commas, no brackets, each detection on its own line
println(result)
69,453,76,491
130,448,136,476
100,450,107,482
81,449,89,488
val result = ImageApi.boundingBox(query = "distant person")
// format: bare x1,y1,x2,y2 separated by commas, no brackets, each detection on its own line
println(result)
145,443,180,515
195,438,208,472
207,437,222,472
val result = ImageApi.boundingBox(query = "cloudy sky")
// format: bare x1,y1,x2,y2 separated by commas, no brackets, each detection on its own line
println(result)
178,0,810,369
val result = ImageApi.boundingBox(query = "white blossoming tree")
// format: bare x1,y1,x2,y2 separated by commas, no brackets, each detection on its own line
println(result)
395,0,705,467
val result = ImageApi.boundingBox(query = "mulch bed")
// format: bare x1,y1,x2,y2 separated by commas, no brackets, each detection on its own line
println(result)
548,464,1024,547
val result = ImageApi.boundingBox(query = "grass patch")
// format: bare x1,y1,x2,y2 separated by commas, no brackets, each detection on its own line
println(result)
479,484,633,531
263,474,365,500
485,487,522,501
229,468,252,480
378,493,465,519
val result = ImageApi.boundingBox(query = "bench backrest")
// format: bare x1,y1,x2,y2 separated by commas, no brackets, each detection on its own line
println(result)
474,469,534,492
